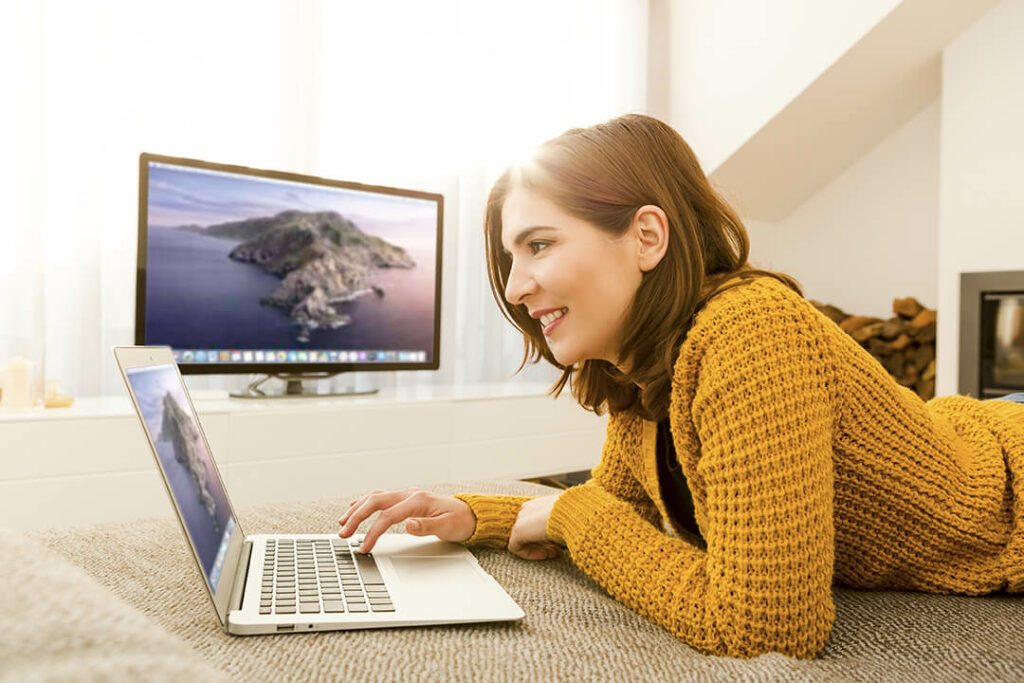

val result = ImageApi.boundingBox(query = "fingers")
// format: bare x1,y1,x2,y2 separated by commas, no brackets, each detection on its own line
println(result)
508,541,562,561
404,517,428,535
356,491,431,554
338,488,416,540
508,526,562,561
339,487,416,528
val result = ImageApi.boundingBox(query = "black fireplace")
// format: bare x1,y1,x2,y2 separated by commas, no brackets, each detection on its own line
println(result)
959,271,1024,398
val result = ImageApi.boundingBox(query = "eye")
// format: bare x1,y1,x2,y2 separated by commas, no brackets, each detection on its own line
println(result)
527,240,550,255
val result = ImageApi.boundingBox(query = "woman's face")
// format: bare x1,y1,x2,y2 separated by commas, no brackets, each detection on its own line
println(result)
500,186,644,369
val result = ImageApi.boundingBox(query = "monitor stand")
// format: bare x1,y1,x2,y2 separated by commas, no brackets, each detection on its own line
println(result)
230,372,379,399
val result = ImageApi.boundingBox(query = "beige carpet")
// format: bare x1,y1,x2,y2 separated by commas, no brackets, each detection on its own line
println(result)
25,480,1024,682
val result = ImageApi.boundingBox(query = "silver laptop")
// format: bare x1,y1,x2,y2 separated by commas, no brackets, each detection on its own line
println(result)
114,345,524,635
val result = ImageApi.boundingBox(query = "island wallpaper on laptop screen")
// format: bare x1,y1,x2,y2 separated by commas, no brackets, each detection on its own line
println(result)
125,365,234,587
144,163,438,353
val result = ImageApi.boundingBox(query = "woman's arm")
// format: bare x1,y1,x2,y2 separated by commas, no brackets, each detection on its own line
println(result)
454,413,661,548
547,298,839,659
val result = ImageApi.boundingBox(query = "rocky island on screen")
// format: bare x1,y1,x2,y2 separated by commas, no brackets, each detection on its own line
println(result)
144,163,437,354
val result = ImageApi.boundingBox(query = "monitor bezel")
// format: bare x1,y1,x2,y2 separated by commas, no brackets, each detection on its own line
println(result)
136,152,444,376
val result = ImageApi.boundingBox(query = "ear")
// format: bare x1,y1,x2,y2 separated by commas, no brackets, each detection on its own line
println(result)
632,205,669,273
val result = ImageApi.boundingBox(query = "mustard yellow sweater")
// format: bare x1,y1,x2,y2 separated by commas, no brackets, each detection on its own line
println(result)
454,277,1024,660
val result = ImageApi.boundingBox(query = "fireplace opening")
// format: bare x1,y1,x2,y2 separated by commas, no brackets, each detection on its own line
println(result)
980,291,1024,396
959,271,1024,398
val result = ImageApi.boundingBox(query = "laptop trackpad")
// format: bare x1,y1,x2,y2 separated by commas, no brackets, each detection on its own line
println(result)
387,556,520,619
387,557,491,610
391,557,481,584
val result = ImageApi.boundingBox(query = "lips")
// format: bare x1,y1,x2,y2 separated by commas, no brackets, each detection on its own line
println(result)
541,308,568,336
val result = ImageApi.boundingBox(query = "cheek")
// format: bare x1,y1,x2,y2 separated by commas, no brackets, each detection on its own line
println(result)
588,261,641,316
565,261,638,328
536,247,639,320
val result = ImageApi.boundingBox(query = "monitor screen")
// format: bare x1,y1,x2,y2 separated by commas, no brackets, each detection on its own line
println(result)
136,153,443,374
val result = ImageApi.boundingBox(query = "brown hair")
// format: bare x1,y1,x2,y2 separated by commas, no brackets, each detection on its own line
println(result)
484,114,801,421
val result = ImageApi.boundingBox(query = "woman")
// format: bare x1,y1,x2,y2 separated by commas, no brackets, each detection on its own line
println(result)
338,114,1024,659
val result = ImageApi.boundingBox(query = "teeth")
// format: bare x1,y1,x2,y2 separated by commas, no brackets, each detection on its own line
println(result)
540,308,567,327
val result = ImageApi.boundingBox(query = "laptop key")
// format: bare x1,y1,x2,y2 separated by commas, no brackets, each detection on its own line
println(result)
323,600,345,613
260,606,272,614
354,554,383,584
370,603,394,612
347,603,369,613
276,606,296,614
299,603,321,614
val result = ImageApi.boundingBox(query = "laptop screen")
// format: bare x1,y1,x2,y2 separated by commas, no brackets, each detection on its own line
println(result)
124,364,237,592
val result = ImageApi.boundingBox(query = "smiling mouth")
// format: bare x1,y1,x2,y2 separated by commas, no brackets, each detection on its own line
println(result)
540,307,568,335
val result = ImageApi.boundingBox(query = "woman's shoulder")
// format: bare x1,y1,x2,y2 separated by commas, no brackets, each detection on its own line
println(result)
669,276,839,418
692,275,813,337
673,276,829,379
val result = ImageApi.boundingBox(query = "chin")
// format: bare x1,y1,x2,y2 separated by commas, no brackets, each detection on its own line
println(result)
548,343,587,369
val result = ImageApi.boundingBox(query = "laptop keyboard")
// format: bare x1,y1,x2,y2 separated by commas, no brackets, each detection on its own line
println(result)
258,537,394,615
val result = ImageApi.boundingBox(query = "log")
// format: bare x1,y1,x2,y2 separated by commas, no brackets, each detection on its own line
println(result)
894,297,924,319
922,359,936,382
883,353,906,378
913,321,936,344
907,309,937,335
910,344,935,373
878,319,906,340
840,315,882,334
868,338,893,356
916,377,935,400
889,334,912,352
852,321,886,343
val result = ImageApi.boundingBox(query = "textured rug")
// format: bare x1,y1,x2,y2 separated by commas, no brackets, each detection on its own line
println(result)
23,479,1024,682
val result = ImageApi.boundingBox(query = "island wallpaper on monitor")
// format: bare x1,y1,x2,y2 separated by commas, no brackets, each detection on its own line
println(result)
144,163,438,356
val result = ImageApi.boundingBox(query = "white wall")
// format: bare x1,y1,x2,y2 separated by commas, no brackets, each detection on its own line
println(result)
667,0,900,173
746,100,939,319
936,0,1024,396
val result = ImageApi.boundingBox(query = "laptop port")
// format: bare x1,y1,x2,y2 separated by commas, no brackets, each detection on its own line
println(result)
276,624,295,632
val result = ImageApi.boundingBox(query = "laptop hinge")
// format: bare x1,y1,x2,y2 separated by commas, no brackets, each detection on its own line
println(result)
228,539,253,614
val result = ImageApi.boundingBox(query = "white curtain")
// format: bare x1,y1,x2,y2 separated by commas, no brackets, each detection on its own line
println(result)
1,0,650,397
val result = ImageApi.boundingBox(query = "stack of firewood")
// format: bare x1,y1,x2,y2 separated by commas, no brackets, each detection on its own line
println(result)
810,297,936,400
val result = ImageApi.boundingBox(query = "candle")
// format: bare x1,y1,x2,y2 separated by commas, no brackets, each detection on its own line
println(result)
1,356,34,410
44,379,74,408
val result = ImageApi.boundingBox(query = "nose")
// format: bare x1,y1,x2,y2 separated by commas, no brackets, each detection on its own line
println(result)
504,258,537,305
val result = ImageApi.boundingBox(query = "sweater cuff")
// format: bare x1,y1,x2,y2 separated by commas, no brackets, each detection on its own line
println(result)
452,494,532,549
546,482,614,548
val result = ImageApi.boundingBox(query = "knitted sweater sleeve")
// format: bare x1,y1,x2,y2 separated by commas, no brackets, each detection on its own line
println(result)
546,300,838,659
452,414,661,548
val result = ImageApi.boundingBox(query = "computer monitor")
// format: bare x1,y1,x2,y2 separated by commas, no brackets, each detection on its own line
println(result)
136,153,443,398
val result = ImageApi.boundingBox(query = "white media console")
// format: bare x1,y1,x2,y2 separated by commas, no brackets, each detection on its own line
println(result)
0,383,607,532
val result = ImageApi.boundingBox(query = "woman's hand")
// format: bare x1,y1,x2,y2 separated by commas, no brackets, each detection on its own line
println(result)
508,493,563,561
338,487,475,553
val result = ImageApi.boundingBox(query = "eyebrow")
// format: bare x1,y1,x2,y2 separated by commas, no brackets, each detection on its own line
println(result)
502,225,556,255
